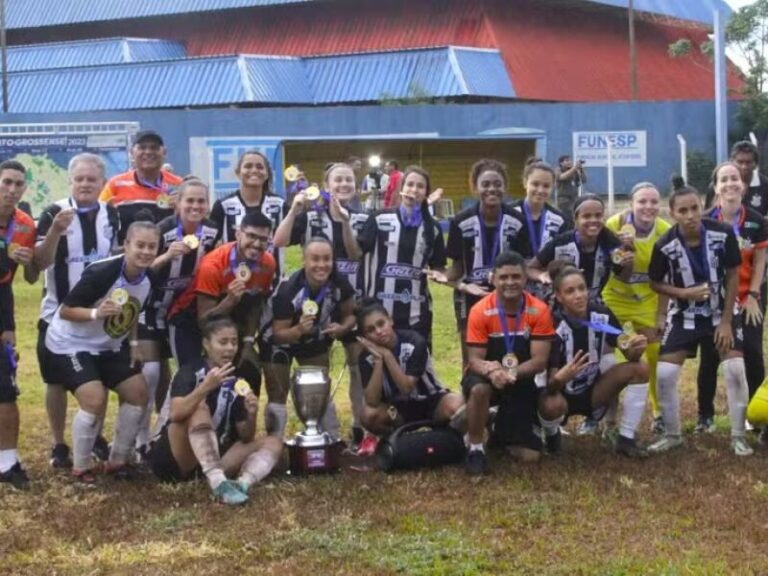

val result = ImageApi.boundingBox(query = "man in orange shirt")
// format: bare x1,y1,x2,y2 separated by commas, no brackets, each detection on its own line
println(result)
167,211,276,395
463,250,555,475
0,160,39,490
100,130,183,245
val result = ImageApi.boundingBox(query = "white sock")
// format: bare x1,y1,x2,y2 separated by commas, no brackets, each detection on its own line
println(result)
722,358,749,438
72,410,100,471
109,404,145,465
347,362,364,428
469,442,485,453
136,361,161,448
0,449,19,473
657,362,682,436
538,413,565,437
320,400,341,440
619,383,649,439
238,449,279,489
265,402,288,437
188,423,226,490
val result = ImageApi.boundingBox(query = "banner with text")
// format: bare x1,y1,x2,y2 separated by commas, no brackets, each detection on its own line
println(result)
572,131,647,167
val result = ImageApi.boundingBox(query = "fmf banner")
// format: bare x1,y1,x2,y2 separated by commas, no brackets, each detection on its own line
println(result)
189,137,283,200
0,134,130,218
572,131,647,167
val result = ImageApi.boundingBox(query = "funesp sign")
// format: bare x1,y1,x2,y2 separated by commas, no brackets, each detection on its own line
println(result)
572,131,647,167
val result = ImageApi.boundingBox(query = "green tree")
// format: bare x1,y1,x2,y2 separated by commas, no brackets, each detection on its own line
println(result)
669,1,768,162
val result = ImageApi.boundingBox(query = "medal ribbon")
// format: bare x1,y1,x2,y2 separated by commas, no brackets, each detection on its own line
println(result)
478,204,502,267
711,206,742,239
399,204,423,228
70,199,99,215
497,296,524,356
176,219,203,242
301,282,330,309
1,215,15,248
522,201,546,254
137,174,169,193
311,189,332,213
117,257,147,288
566,314,623,335
229,246,259,278
5,343,17,373
677,224,709,283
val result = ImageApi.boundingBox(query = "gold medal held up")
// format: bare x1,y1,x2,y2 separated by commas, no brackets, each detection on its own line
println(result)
7,243,19,258
302,299,319,316
611,248,626,265
234,379,250,397
617,321,636,351
284,165,300,182
156,194,170,209
110,288,129,306
182,234,199,250
619,224,636,240
501,353,519,372
235,262,252,282
305,186,321,202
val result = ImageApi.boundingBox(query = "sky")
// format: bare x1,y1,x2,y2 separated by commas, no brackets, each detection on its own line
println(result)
727,0,755,8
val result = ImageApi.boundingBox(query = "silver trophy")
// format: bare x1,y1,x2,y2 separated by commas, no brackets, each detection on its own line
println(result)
286,366,341,474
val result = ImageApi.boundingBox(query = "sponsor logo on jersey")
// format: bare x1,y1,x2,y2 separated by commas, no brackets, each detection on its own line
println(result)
381,263,423,280
336,260,360,275
466,267,491,282
376,290,425,304
225,205,242,216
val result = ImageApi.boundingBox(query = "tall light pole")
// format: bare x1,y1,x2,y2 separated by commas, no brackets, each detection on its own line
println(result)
628,0,638,100
714,8,728,161
1,0,8,113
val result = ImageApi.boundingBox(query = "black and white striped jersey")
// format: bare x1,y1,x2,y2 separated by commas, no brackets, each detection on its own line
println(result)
509,200,570,259
36,199,119,324
648,218,741,328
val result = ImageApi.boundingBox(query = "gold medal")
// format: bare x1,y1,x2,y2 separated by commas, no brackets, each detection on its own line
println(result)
234,379,250,397
182,234,199,250
302,299,319,316
156,194,170,209
7,243,19,257
501,353,519,371
617,334,632,350
305,186,321,202
284,165,300,182
611,248,625,265
235,262,252,282
619,224,636,239
110,288,129,306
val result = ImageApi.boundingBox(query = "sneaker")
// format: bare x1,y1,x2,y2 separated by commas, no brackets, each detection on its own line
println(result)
213,480,249,506
72,468,98,485
577,418,599,436
648,435,684,454
92,435,110,462
745,420,755,433
356,434,379,457
731,436,754,457
651,416,665,436
615,435,649,459
50,443,73,469
465,449,488,476
0,462,30,490
545,431,562,455
694,416,716,434
601,426,620,450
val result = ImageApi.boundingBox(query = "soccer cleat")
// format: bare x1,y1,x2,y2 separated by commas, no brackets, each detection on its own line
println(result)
576,418,599,436
0,462,30,490
615,435,649,459
545,431,562,455
651,416,665,436
92,435,110,462
694,416,716,434
465,449,488,476
50,443,73,469
213,480,249,506
355,434,379,457
647,434,684,454
731,436,754,457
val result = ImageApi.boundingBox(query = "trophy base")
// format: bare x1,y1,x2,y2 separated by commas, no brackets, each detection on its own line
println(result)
286,439,342,475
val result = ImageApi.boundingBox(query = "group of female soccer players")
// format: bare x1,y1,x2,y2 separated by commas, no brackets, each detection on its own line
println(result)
0,133,764,502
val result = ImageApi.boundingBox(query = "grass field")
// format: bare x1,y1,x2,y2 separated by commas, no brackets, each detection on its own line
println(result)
2,246,768,575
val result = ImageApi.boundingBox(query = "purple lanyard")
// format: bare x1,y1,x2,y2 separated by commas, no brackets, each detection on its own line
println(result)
137,175,168,193
478,205,503,266
399,204,423,228
677,224,709,282
566,313,623,335
523,201,546,254
2,216,15,246
176,219,202,242
229,246,258,276
497,296,524,355
711,206,741,239
311,190,332,213
5,343,16,373
301,283,330,307
117,258,146,289
70,199,99,215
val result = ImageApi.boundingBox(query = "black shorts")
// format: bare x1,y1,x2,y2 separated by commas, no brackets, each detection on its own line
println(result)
453,291,483,334
258,338,331,366
45,345,142,393
238,357,263,396
461,371,542,452
138,308,171,358
0,345,19,404
564,383,607,422
660,314,744,356
37,320,58,385
148,426,200,483
394,391,447,424
168,312,203,366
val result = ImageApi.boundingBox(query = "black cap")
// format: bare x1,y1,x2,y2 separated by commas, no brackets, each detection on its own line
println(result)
132,130,164,146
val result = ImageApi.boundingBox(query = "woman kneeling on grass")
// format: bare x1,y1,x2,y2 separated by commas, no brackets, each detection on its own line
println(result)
356,300,464,436
538,262,650,457
148,316,282,505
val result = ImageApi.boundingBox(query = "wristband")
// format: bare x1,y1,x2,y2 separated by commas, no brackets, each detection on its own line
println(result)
90,308,98,320
129,340,139,347
243,336,255,343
